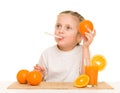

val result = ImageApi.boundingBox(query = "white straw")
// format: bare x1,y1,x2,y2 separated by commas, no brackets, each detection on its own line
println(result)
44,32,62,38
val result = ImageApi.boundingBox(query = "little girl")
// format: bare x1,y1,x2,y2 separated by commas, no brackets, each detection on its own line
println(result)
34,10,96,82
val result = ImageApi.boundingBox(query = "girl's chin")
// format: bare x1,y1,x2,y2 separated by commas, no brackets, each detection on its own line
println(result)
57,45,65,50
57,43,65,47
57,44,64,47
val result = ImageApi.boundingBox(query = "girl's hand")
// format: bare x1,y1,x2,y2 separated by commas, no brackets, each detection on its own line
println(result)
34,64,45,77
82,28,96,47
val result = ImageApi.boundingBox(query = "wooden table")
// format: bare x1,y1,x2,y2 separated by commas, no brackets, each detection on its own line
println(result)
0,81,120,93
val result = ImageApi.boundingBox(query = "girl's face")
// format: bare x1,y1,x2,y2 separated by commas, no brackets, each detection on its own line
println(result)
54,14,82,51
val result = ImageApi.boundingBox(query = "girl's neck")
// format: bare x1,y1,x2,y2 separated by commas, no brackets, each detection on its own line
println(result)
57,44,79,51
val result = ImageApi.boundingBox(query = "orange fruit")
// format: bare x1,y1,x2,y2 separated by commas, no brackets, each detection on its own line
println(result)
90,54,107,71
27,70,42,86
16,69,29,84
74,74,89,88
78,20,94,35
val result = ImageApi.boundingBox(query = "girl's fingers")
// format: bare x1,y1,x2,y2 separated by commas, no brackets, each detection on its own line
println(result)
34,64,45,72
86,26,96,37
41,67,45,71
85,32,93,41
84,31,95,46
93,29,96,37
85,28,96,40
86,26,91,33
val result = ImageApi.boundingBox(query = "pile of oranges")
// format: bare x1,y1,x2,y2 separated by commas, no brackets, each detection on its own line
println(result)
16,69,42,86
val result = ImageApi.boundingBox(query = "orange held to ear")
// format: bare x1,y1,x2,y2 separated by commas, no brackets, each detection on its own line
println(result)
16,69,29,84
78,20,94,35
27,70,43,86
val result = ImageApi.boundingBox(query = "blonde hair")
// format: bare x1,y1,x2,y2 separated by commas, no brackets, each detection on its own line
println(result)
59,10,85,23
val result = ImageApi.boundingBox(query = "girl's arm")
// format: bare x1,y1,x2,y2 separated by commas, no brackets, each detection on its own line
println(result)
81,29,96,74
81,46,90,74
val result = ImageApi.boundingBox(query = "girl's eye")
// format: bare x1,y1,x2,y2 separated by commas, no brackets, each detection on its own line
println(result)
66,26,72,30
56,24,61,29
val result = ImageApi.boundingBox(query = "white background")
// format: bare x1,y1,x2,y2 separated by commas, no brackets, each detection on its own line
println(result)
0,0,120,82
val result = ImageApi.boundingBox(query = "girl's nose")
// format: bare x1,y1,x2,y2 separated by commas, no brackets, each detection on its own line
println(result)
59,27,64,34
